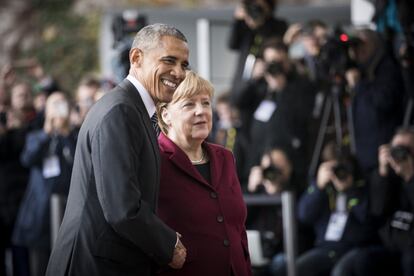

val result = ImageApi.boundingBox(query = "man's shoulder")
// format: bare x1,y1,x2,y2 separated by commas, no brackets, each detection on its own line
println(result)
80,85,143,133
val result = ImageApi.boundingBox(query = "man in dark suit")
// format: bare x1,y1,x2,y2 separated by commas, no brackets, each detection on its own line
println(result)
46,23,189,276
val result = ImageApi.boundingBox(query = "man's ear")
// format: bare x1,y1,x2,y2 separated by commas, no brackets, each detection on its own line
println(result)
130,48,143,67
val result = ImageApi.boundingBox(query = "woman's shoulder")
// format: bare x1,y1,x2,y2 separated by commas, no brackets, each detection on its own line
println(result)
205,142,234,160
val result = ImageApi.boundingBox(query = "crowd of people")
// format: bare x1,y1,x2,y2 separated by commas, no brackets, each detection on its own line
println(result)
0,61,110,276
212,0,414,275
0,0,414,275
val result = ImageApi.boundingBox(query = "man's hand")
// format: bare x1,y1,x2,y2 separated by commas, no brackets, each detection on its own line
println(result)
345,68,360,89
168,234,186,269
234,3,247,20
378,144,391,177
248,166,263,193
316,161,335,190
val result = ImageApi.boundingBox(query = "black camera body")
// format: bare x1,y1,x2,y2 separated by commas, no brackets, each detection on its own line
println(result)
332,160,355,181
0,112,7,126
111,10,147,82
262,165,283,182
243,0,266,21
390,145,411,162
266,61,284,76
112,11,147,48
318,31,361,80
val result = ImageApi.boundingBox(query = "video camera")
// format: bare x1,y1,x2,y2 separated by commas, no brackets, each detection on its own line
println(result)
112,10,147,48
111,10,147,82
318,28,361,80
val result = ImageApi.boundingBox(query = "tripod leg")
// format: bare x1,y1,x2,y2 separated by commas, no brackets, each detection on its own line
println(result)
332,87,343,147
403,99,413,127
308,96,332,179
347,101,357,155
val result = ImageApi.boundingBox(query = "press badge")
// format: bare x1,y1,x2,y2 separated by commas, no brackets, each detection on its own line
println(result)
324,212,348,241
43,155,61,178
253,100,277,122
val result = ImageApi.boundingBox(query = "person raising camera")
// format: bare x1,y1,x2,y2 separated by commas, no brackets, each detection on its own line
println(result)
245,147,298,274
235,39,314,185
228,0,287,99
353,127,414,276
272,151,380,276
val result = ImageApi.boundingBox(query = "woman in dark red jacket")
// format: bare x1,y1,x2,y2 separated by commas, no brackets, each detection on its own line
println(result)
156,71,252,276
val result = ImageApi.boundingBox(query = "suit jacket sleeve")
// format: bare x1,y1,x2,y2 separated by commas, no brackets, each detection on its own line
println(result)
91,104,176,265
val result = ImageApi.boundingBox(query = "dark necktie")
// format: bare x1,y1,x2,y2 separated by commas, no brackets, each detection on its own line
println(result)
151,113,160,137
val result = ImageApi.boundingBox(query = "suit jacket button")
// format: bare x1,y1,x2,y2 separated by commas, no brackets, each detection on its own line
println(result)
223,239,230,247
217,215,224,223
210,192,218,199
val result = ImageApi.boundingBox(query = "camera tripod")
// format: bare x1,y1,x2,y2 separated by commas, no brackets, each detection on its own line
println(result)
308,81,356,179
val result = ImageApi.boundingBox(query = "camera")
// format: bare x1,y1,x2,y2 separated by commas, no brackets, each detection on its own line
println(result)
243,1,265,21
53,101,69,118
318,29,360,80
262,165,283,182
266,61,284,76
332,162,353,181
112,10,147,48
0,112,7,126
390,145,411,162
111,10,147,82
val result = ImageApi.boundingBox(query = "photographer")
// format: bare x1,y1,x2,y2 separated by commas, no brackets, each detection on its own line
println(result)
246,147,299,275
12,92,77,276
234,40,314,180
0,82,35,276
228,0,287,98
247,147,296,195
210,93,249,187
274,153,379,276
345,28,404,176
355,127,414,276
69,76,100,129
296,20,329,85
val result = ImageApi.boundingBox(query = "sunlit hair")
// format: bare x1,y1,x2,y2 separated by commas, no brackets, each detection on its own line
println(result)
131,23,187,52
157,70,214,135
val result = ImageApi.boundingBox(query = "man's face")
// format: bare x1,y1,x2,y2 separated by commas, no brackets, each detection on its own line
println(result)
391,134,414,155
77,85,97,116
353,36,375,65
132,35,189,103
11,84,32,110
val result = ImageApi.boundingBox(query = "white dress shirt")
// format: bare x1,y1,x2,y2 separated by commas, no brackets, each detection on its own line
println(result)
126,75,156,118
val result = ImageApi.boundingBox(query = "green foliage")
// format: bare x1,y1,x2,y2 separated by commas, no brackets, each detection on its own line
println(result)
27,4,99,96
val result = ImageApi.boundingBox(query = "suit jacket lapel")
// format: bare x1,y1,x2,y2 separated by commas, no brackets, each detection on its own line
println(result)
159,134,217,189
118,79,160,175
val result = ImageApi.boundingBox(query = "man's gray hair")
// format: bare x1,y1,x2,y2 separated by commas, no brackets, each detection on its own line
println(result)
131,23,187,51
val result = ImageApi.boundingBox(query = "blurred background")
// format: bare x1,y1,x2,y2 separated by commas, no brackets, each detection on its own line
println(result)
2,0,414,276
1,0,354,94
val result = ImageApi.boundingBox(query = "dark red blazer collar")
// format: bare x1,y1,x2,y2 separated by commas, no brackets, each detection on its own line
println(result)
158,132,225,190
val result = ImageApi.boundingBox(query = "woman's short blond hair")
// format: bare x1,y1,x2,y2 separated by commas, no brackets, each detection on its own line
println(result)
157,70,214,135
